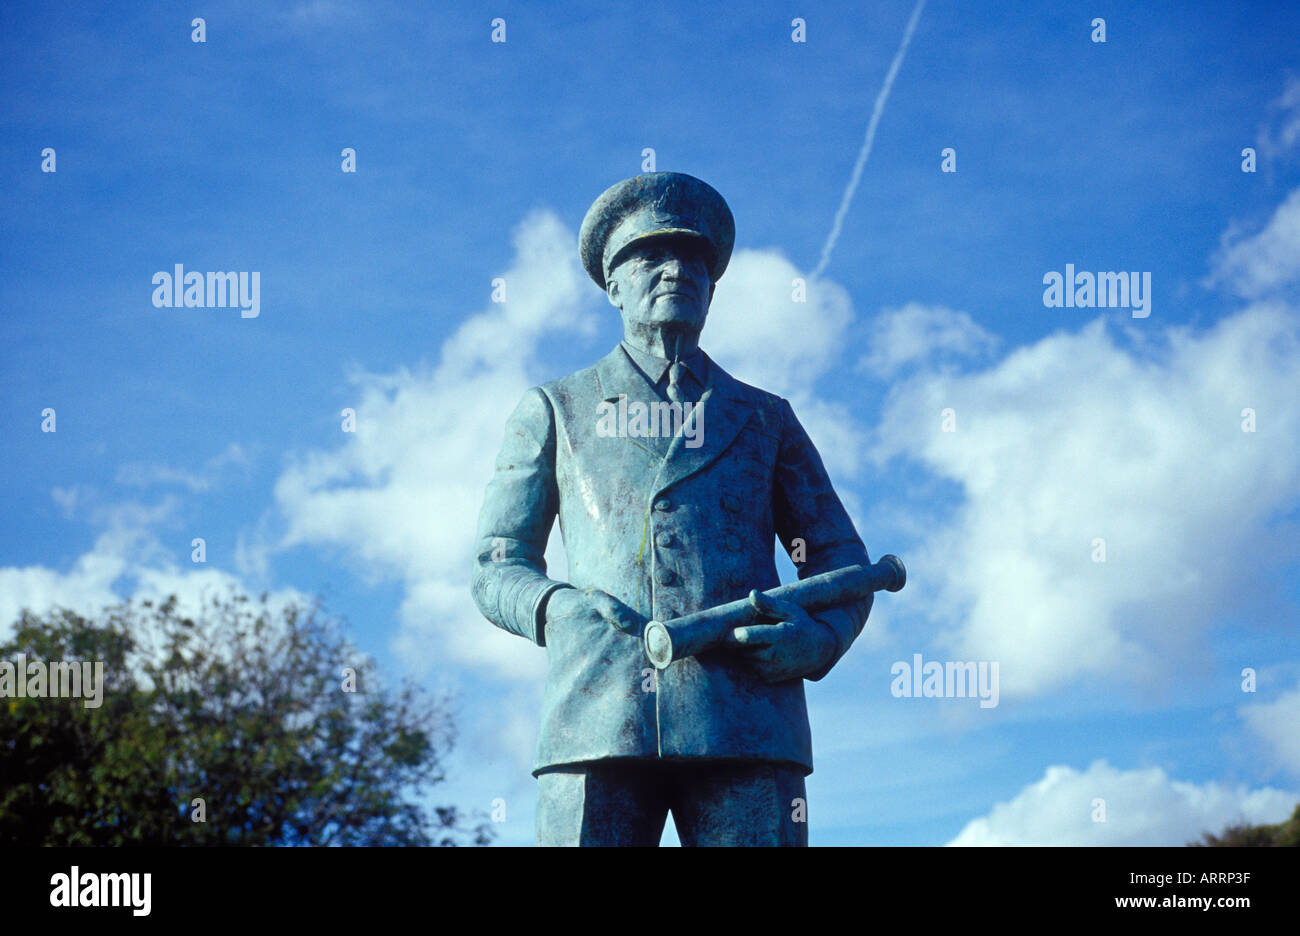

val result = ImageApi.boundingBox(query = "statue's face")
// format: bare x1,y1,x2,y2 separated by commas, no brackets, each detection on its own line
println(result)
606,237,715,335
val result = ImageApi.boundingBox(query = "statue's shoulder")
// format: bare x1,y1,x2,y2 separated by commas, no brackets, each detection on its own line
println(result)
540,360,601,392
705,357,789,431
717,367,781,406
531,357,606,426
501,357,604,432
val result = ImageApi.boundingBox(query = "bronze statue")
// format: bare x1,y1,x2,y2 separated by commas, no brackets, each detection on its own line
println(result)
472,172,903,846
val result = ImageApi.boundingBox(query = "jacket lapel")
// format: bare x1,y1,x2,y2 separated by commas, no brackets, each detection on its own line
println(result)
595,346,671,459
594,345,758,495
652,352,757,496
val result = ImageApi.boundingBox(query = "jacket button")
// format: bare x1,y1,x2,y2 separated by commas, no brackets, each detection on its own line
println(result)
656,567,676,585
726,534,741,551
655,531,675,547
654,497,672,511
722,494,741,512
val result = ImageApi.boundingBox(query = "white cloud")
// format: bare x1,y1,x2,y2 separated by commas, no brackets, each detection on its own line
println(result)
115,443,253,493
1241,681,1300,776
1256,75,1300,161
1207,187,1300,300
861,302,999,378
705,248,854,397
0,509,309,667
705,248,864,476
0,538,127,637
949,760,1298,846
1,497,179,636
872,302,1300,698
50,485,90,519
271,210,592,684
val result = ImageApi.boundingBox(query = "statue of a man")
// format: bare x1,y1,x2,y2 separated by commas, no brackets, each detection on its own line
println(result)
472,172,874,846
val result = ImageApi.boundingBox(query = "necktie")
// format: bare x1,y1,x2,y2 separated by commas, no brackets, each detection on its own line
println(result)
666,361,687,403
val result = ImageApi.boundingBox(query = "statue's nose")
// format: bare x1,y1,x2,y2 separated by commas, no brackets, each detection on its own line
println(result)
659,268,693,292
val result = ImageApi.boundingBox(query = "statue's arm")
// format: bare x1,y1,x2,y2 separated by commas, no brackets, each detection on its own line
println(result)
471,387,570,647
772,397,873,681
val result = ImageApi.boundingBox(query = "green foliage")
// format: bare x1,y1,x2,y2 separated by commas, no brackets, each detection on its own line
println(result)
0,593,491,846
1190,804,1300,847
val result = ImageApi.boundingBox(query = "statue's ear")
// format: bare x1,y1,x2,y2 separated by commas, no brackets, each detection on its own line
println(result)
606,275,621,310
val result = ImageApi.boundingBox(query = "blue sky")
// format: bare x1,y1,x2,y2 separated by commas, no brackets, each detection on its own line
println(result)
3,0,1300,845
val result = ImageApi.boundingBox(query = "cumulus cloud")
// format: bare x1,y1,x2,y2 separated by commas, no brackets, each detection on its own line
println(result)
1207,187,1300,300
1241,681,1300,776
706,248,854,396
705,248,863,476
115,443,253,493
1255,75,1300,161
0,496,176,636
867,185,1300,701
0,503,308,658
871,301,1300,698
949,760,1298,846
271,210,593,684
0,539,129,637
860,302,999,378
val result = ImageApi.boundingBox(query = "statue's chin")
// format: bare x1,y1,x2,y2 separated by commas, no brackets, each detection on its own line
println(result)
642,304,706,330
623,305,709,353
650,316,703,331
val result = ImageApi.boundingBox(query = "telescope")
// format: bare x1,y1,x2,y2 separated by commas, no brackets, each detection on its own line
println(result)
643,555,906,670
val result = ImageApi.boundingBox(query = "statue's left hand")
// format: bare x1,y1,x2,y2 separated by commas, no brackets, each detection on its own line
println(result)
727,590,837,683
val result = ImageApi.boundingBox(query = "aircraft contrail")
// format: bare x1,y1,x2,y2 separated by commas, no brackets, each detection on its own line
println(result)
811,0,926,280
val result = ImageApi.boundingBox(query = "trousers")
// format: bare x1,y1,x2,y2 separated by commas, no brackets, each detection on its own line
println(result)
535,759,808,846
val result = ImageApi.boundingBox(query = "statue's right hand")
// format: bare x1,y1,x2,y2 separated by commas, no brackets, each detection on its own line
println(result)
545,587,642,637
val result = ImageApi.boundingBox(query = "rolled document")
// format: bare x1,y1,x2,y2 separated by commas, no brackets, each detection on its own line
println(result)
643,555,906,669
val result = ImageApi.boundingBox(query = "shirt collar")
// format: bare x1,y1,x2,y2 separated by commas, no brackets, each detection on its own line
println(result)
619,339,707,387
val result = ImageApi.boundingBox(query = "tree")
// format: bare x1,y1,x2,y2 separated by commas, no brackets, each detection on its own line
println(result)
0,591,491,846
1190,804,1300,846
